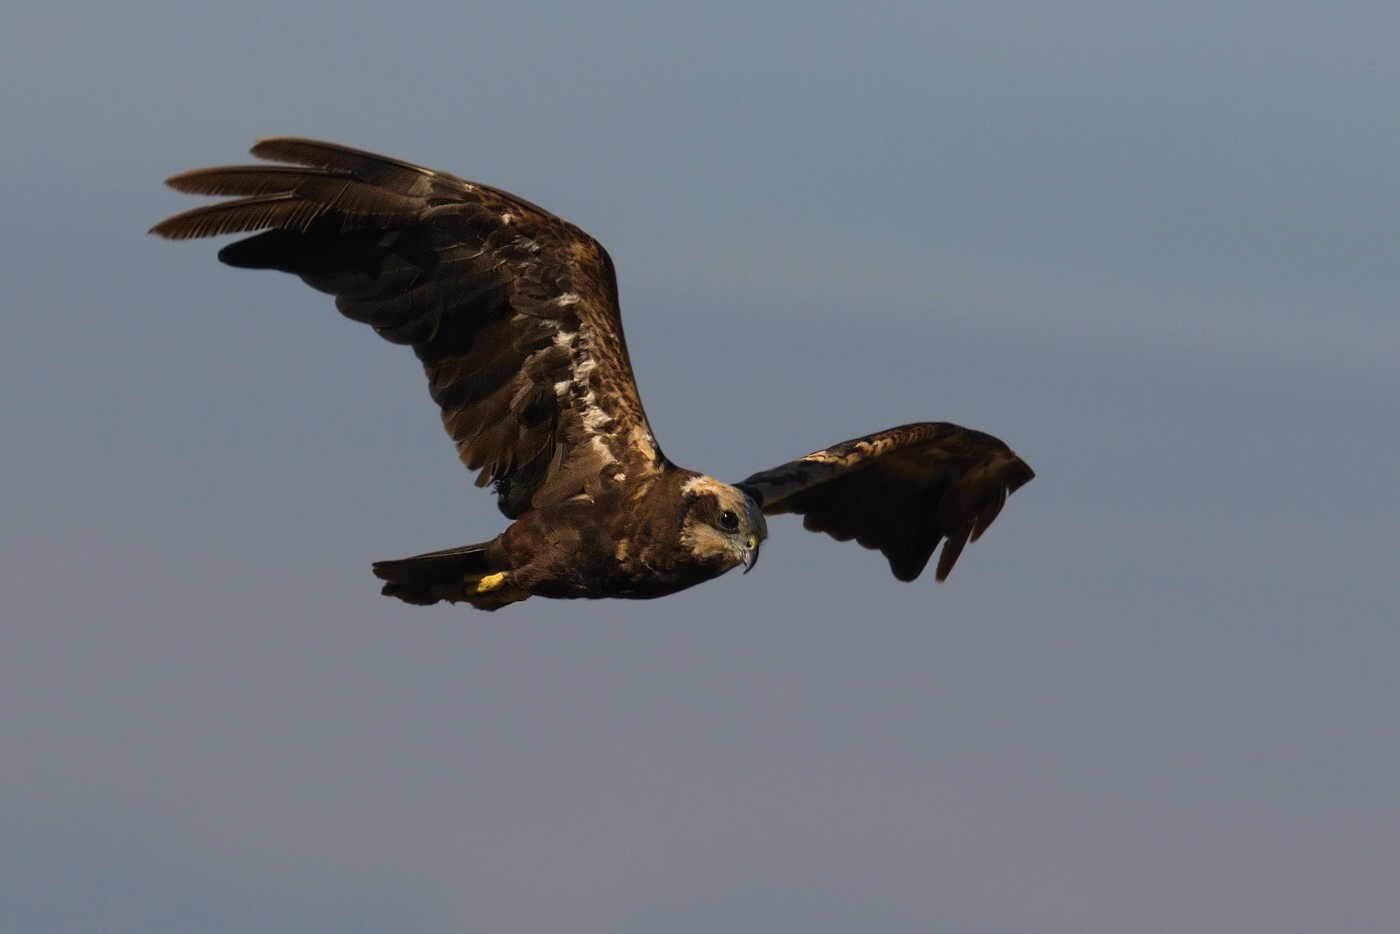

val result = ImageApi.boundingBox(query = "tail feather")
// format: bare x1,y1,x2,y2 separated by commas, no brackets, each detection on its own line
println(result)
372,540,528,610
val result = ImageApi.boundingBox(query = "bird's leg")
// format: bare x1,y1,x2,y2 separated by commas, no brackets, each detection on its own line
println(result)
475,572,510,593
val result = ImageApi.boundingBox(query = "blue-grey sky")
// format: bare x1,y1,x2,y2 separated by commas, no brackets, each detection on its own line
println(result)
2,2,1397,932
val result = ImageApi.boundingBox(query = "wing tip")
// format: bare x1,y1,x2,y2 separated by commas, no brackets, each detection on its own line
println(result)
933,528,970,583
1006,455,1035,492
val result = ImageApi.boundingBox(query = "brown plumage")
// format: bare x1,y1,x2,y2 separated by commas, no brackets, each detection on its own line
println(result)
153,138,1033,610
736,423,1034,583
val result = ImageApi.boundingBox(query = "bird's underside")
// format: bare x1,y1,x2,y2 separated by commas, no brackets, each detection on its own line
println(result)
153,137,1033,610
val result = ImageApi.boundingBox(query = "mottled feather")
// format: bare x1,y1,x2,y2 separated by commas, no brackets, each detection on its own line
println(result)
152,137,665,519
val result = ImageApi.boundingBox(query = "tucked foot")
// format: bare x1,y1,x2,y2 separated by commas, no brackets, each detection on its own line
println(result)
475,571,510,593
466,570,529,609
372,540,530,609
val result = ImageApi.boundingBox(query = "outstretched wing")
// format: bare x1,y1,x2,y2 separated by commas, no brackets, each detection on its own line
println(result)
152,138,665,517
736,422,1033,582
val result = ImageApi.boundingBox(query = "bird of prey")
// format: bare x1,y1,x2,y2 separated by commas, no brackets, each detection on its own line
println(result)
152,139,1033,610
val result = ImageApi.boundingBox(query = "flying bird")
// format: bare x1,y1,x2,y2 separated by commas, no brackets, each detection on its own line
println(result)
152,139,1033,610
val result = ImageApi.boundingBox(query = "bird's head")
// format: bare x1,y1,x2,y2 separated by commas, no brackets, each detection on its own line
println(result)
678,475,767,574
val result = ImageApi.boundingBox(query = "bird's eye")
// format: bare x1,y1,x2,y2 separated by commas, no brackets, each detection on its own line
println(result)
719,509,740,531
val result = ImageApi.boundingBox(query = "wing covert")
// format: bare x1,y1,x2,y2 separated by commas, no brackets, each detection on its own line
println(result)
735,422,1033,582
152,138,665,517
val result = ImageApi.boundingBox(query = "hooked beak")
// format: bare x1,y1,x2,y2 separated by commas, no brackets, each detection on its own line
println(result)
741,533,761,573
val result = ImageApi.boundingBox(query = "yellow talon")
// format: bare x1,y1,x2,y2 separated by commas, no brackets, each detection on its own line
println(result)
475,572,509,593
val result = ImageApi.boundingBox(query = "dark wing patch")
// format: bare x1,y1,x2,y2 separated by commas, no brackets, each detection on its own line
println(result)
152,138,665,517
736,423,1033,582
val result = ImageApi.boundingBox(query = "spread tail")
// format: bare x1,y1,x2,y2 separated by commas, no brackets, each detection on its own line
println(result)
372,540,529,610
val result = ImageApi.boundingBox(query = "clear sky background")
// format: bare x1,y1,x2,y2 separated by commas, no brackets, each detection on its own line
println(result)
2,2,1397,932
